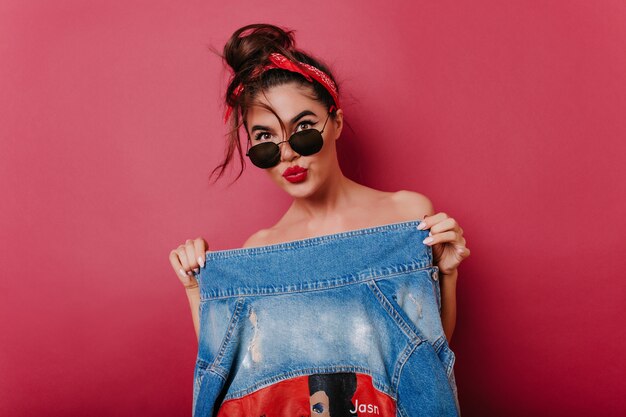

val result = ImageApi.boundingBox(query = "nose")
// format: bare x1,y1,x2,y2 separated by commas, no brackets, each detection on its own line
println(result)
279,137,299,162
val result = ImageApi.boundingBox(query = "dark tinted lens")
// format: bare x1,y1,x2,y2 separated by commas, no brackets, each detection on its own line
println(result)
247,142,281,168
289,130,323,156
247,129,324,169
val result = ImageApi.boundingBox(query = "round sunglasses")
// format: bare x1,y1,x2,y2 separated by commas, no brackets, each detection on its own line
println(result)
245,108,334,169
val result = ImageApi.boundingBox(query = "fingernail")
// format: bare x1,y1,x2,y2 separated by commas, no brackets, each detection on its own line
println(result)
417,222,427,230
193,267,200,274
198,256,205,268
187,270,194,276
179,268,187,278
423,237,434,245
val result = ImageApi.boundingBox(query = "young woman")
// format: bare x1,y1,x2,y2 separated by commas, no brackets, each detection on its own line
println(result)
168,23,470,413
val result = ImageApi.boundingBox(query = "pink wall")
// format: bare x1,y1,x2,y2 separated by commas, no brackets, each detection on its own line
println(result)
1,1,625,415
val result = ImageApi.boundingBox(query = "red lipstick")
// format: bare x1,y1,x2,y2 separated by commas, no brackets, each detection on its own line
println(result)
282,165,308,183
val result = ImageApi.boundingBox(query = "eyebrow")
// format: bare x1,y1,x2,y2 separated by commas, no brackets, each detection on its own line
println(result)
250,110,318,133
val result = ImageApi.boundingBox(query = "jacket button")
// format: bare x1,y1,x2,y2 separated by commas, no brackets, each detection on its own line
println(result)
432,268,439,281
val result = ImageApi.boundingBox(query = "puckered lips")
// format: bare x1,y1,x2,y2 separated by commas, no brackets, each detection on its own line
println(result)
282,165,308,183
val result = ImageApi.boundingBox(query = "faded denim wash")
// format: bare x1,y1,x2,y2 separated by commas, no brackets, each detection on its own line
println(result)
192,219,460,416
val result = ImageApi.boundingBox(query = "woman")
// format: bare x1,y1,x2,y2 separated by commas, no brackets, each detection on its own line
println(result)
169,23,470,412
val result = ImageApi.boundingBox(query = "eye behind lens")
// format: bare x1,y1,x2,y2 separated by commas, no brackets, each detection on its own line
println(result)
246,129,324,169
290,130,323,156
248,142,281,169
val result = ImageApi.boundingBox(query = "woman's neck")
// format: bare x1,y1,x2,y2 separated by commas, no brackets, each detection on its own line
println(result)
290,169,359,222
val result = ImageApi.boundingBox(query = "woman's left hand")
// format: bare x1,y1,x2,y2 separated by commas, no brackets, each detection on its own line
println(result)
418,212,470,276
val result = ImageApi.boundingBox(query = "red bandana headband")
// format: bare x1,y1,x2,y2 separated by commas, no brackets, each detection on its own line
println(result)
223,52,341,123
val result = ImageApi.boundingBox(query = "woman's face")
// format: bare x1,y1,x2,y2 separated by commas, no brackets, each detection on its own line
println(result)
244,83,344,198
309,390,331,417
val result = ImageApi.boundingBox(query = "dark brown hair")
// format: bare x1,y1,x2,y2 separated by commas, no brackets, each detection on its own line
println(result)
207,23,343,184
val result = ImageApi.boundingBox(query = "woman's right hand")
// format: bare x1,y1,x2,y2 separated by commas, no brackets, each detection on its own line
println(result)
169,237,210,290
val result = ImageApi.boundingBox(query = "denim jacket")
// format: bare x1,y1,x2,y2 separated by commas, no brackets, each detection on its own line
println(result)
192,219,460,416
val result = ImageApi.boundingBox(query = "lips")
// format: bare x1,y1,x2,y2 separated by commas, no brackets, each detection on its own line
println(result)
282,165,308,183
282,165,307,177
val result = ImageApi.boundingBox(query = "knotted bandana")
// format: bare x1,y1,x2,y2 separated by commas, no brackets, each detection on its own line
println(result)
223,52,341,123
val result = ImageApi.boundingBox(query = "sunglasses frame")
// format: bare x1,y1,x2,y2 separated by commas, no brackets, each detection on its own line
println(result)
245,106,336,169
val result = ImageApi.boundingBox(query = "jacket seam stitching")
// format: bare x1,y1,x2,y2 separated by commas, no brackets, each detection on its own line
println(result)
222,366,395,401
200,263,433,301
204,221,425,259
208,297,245,376
397,403,410,417
366,280,421,343
392,341,418,390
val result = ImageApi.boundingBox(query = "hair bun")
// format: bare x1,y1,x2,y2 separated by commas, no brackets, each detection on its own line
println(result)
223,23,296,74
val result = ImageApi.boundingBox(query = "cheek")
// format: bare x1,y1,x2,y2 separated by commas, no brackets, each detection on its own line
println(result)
269,169,282,181
313,150,332,170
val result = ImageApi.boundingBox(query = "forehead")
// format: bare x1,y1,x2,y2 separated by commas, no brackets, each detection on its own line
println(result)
246,83,322,122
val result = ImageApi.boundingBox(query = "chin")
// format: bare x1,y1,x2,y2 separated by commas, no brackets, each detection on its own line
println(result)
277,177,318,198
283,184,316,198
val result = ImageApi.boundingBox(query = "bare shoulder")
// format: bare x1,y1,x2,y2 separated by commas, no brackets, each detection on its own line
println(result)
391,189,435,220
241,228,273,249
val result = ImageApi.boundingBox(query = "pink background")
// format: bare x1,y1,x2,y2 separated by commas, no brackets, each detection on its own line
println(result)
2,1,625,415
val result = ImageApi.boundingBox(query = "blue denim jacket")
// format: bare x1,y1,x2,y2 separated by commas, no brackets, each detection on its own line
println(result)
193,219,460,416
